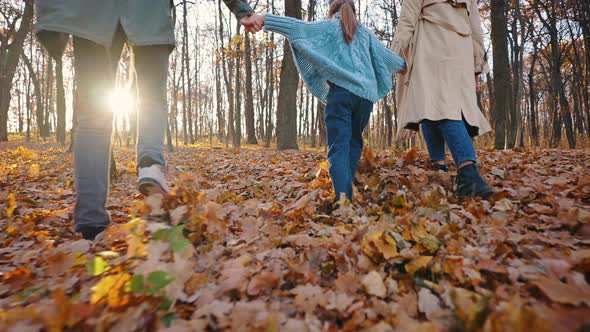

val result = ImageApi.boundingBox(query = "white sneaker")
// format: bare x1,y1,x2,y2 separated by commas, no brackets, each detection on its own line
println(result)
138,165,169,196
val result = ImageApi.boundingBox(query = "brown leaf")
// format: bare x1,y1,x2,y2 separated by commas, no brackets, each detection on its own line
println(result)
246,272,280,296
532,274,590,306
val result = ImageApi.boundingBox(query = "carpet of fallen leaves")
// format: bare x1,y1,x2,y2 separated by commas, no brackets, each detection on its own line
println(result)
0,141,589,332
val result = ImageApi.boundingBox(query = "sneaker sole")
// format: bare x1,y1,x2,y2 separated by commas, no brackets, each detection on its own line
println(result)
138,178,168,196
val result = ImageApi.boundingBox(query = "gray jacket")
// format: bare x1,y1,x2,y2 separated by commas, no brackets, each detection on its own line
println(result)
35,0,253,56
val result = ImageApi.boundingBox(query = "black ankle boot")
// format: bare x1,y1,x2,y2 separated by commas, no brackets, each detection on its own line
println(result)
455,164,493,199
430,163,449,172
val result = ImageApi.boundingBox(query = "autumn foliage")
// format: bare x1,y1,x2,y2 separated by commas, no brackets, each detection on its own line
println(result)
0,143,589,331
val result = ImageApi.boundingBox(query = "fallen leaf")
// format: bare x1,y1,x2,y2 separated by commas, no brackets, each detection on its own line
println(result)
418,288,442,320
531,275,590,306
362,271,386,298
246,272,280,296
406,256,433,275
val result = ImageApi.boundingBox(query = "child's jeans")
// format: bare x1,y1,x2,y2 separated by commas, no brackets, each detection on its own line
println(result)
420,119,477,165
72,29,169,232
325,83,373,200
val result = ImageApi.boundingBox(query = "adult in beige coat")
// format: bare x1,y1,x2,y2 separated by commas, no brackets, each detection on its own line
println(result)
391,0,493,199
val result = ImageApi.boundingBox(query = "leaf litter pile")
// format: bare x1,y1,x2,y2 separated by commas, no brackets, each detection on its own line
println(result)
0,142,589,331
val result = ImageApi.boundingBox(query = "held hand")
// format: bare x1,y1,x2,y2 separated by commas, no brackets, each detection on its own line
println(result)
240,14,265,33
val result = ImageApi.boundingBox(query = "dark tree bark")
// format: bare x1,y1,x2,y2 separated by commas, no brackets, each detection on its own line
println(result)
244,32,257,144
276,0,301,150
233,23,242,148
0,0,33,141
21,53,45,140
528,46,539,142
534,0,575,148
55,58,66,144
490,0,511,149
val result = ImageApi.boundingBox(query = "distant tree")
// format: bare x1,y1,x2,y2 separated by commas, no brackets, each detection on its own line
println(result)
276,0,301,150
0,0,33,141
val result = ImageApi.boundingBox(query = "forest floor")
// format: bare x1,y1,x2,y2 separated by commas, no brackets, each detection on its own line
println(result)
0,141,589,332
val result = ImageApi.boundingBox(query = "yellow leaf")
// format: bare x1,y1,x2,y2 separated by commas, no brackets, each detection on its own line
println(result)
73,254,88,266
91,273,131,307
6,193,16,217
361,230,398,261
28,163,40,177
375,232,398,259
6,226,16,234
405,256,433,275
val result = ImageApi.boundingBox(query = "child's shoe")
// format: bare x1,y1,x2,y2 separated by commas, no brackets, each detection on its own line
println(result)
455,163,493,199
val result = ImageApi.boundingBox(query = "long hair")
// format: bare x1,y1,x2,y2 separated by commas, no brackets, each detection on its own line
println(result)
328,0,357,44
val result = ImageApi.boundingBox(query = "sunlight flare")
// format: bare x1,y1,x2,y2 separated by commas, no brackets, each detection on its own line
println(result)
108,88,134,116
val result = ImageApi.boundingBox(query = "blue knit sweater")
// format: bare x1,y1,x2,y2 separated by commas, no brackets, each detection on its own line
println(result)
264,13,405,104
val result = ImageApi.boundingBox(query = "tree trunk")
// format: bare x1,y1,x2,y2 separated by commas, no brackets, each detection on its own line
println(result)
233,24,242,148
55,58,67,144
265,3,275,149
528,48,538,142
490,0,511,149
244,32,257,144
21,53,45,140
0,0,33,141
276,0,301,150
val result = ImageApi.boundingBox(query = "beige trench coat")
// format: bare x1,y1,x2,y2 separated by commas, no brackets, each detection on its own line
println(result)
391,0,492,137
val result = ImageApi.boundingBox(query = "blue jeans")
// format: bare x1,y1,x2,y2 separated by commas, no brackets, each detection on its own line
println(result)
72,31,169,231
325,83,373,200
420,119,477,165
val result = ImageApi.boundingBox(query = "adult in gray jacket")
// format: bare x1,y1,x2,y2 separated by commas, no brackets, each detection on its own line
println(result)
35,0,261,240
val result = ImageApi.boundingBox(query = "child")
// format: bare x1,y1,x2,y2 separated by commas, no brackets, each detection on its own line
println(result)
250,0,405,200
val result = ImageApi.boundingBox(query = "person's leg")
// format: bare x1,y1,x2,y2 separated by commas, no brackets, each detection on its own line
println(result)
436,119,476,166
72,37,116,239
437,119,492,198
133,45,170,194
325,85,353,200
349,98,373,183
421,120,447,169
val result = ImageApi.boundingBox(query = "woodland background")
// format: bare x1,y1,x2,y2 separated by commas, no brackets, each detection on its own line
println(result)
1,1,590,331
0,0,589,150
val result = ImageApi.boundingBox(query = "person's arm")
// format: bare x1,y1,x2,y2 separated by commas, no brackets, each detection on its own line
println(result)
469,0,488,74
222,0,254,20
369,31,406,75
264,14,326,41
391,0,424,56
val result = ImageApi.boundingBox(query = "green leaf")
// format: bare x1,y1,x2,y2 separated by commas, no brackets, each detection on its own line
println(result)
170,236,191,253
420,236,441,253
86,256,109,276
129,274,145,293
159,296,174,310
152,228,172,241
147,271,174,290
171,225,185,237
160,312,177,327
19,286,42,299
